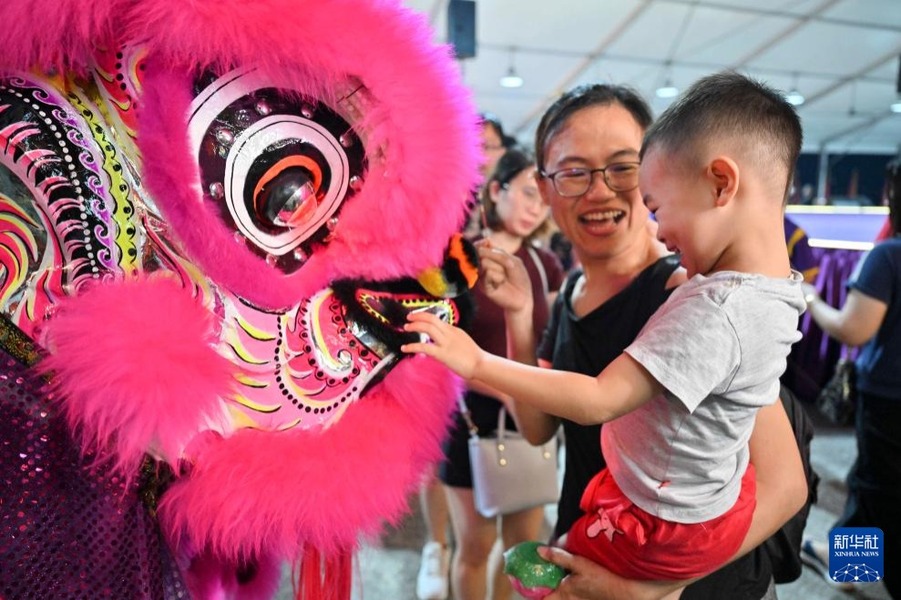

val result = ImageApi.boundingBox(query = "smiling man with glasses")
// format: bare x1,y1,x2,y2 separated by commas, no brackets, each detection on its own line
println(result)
539,162,641,197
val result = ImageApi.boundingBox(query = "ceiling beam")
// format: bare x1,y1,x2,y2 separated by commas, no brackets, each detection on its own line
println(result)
803,45,901,107
479,41,895,84
819,110,895,148
728,0,842,67
511,0,654,135
662,0,901,32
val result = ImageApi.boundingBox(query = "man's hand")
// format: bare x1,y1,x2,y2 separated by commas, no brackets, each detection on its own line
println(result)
477,239,534,314
538,546,685,600
401,311,485,379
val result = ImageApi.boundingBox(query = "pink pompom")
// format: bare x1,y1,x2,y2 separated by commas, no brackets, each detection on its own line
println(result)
40,273,234,480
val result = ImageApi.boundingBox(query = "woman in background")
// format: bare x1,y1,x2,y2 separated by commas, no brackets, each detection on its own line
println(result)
441,148,563,600
801,159,901,599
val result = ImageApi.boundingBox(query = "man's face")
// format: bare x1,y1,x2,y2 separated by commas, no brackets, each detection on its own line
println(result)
538,103,648,263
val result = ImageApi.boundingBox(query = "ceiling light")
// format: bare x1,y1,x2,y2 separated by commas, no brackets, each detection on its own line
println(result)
655,82,679,99
499,67,523,89
784,73,805,106
499,46,524,89
785,90,805,106
891,101,901,113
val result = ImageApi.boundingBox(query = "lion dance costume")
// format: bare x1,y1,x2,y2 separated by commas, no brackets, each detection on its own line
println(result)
0,1,481,598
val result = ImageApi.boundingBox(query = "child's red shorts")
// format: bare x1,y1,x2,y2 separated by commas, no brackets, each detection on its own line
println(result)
565,464,756,580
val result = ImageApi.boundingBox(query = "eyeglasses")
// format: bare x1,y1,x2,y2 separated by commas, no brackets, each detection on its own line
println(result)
539,162,640,197
501,182,542,204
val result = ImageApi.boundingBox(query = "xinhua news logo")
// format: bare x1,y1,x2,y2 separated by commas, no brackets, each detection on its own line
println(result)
828,527,884,584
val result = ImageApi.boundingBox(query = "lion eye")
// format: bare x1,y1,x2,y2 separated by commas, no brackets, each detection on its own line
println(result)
253,156,323,229
189,71,367,270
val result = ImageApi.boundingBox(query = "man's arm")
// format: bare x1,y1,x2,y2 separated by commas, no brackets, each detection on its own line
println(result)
533,399,807,600
537,547,686,600
734,399,807,555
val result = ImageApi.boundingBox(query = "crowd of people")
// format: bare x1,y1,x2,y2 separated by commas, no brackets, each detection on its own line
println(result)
412,69,899,600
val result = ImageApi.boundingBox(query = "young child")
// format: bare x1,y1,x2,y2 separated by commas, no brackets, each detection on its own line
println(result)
401,71,807,582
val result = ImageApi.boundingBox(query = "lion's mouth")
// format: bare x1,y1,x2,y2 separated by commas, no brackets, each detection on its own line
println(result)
222,278,468,432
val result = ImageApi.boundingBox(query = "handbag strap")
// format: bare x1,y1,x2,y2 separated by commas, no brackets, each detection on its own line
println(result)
526,245,549,297
456,396,509,441
496,405,508,440
457,396,479,438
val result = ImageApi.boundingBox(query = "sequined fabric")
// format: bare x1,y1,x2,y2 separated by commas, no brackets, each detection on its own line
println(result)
0,350,189,599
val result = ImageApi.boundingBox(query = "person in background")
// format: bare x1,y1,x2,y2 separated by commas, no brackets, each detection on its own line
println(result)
413,81,807,599
876,217,894,241
480,113,510,178
416,111,516,600
461,113,514,239
549,230,577,274
800,159,901,599
784,215,819,283
780,214,820,401
875,162,898,242
416,470,453,600
439,148,563,600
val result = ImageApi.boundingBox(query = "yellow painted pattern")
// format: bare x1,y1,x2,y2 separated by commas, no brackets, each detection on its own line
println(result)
228,404,262,429
234,373,270,389
66,80,139,273
276,417,303,431
235,314,277,342
0,206,39,307
232,393,281,413
225,326,270,365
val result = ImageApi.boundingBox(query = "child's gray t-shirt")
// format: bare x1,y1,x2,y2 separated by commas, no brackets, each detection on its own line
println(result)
606,270,805,524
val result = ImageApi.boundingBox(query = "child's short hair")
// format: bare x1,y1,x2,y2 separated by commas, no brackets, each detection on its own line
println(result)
641,71,802,202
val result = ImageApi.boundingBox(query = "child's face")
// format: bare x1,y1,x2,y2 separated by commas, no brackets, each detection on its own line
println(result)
639,147,722,277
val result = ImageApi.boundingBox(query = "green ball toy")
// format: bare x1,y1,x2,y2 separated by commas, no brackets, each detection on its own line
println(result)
503,541,567,600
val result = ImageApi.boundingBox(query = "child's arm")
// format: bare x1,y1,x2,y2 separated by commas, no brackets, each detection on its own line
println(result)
402,312,664,425
480,244,563,443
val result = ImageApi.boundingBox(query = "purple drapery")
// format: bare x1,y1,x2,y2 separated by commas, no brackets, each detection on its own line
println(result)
783,248,865,403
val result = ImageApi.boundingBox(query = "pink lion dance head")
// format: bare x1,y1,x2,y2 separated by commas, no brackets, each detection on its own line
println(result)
0,1,481,598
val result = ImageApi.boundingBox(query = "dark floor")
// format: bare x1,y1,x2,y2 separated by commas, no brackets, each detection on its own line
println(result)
277,406,892,600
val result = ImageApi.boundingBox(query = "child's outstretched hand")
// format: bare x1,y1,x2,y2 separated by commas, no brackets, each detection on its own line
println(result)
401,310,484,379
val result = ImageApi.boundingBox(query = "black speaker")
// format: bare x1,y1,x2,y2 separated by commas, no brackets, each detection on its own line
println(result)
447,0,476,60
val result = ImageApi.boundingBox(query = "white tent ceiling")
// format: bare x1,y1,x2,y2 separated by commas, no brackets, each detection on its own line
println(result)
404,0,901,155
